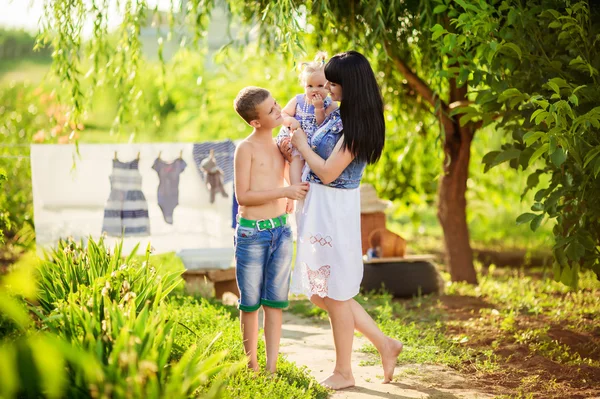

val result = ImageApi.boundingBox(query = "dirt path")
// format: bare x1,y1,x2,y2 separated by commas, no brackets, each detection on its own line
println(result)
280,311,494,399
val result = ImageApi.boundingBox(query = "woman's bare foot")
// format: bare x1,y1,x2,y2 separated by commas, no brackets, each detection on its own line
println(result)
381,338,403,383
320,370,355,390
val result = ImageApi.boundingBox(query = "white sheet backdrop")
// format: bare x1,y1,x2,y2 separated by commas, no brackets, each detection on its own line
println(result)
30,143,235,255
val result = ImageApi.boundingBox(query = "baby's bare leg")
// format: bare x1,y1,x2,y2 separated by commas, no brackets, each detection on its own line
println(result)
263,306,283,373
290,156,305,185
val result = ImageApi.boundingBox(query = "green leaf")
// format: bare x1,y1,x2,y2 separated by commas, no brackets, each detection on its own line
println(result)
551,147,566,167
565,241,585,261
560,264,572,286
554,247,568,267
502,43,522,60
568,94,579,106
507,9,517,26
531,202,544,211
433,5,448,13
516,212,537,225
529,143,549,165
549,136,557,154
552,261,562,282
534,111,549,125
548,20,562,28
530,109,546,122
578,233,597,251
583,146,600,168
498,88,522,102
547,81,560,95
494,149,521,164
527,172,540,188
523,131,545,146
432,29,447,40
482,150,500,165
459,113,477,126
530,214,544,231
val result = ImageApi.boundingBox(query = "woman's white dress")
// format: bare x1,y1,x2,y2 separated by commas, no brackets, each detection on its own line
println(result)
290,182,363,301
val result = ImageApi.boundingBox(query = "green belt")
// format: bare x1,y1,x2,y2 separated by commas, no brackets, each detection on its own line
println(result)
238,214,288,231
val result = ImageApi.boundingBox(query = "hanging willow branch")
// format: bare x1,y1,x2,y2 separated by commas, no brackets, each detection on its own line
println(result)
35,0,222,132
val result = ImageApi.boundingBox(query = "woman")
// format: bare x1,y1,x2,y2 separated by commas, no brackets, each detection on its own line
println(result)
290,51,403,390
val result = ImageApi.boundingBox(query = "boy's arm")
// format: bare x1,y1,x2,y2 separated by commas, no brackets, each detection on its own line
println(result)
234,141,308,205
283,160,291,185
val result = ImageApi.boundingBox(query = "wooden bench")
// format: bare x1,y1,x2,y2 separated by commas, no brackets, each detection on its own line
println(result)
182,268,240,299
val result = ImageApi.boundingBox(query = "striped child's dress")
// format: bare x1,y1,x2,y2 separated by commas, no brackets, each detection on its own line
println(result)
101,158,150,237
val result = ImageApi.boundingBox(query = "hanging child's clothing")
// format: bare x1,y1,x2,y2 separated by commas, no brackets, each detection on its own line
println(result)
152,157,187,224
102,158,150,236
192,140,236,183
200,155,228,203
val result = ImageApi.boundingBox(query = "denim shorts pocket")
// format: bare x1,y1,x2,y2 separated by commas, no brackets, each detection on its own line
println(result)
282,225,293,238
236,226,258,241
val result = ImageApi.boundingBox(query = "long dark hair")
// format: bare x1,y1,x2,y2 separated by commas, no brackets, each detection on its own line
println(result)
325,51,385,164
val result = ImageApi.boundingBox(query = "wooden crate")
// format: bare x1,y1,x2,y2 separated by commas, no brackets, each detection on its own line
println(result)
182,268,239,299
360,211,386,255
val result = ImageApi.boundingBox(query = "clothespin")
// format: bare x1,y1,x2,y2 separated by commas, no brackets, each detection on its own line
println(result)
158,151,162,159
114,151,117,160
179,149,183,159
137,151,140,160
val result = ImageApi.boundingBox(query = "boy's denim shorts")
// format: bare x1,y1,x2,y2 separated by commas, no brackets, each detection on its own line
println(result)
234,219,293,312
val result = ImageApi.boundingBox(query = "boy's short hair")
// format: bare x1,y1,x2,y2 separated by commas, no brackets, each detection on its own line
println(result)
234,86,271,124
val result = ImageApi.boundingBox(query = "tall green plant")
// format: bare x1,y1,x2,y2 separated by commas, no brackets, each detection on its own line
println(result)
36,237,238,398
2,238,238,398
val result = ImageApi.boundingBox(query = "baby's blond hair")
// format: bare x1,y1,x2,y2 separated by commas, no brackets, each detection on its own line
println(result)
299,51,328,83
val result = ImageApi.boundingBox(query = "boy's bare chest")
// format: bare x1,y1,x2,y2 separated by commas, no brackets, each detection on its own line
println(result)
252,146,284,174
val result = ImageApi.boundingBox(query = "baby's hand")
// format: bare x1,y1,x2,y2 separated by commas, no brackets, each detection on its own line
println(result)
278,136,294,163
312,94,325,110
283,117,300,129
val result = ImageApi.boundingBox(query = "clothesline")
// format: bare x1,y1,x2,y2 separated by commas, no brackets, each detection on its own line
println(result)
0,153,233,159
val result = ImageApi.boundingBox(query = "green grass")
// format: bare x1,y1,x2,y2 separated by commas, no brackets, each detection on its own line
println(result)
0,57,52,85
167,295,329,399
287,264,600,398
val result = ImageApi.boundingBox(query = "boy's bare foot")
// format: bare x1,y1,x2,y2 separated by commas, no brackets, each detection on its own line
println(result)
320,370,355,390
381,338,403,383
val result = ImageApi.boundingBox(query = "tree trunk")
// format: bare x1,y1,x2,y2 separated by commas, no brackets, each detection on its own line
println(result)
389,52,478,284
437,81,477,284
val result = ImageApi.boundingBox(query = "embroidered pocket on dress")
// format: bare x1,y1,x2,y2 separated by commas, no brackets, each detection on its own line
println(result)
306,264,331,297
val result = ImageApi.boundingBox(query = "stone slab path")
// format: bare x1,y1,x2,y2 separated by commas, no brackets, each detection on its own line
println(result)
279,311,495,399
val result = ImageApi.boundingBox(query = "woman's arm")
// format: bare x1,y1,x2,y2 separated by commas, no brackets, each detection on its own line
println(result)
291,128,354,185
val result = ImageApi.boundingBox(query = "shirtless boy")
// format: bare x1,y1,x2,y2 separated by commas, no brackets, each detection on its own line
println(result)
233,86,309,373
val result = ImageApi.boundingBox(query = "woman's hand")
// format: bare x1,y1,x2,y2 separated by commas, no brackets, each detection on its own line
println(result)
291,127,309,153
